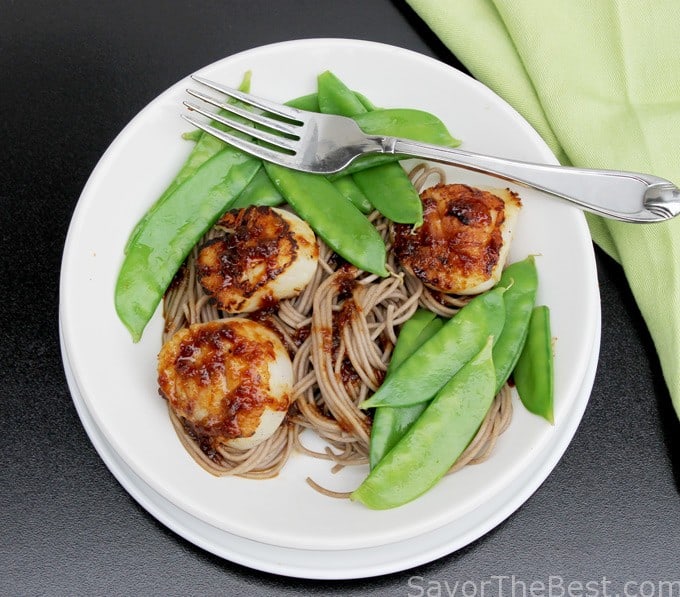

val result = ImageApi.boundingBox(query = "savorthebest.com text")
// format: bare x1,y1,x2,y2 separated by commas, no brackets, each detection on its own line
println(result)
406,575,680,597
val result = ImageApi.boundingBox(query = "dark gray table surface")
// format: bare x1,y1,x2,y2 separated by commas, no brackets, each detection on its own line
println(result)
2,1,679,594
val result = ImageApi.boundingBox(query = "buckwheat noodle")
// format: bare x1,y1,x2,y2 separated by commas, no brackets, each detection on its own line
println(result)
161,164,513,493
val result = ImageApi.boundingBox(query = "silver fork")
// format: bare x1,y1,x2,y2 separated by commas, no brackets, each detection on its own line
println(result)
182,75,680,224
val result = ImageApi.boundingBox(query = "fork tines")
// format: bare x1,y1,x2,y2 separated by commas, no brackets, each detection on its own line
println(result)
181,75,303,161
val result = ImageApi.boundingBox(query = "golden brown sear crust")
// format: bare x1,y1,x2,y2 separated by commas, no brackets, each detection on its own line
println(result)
157,319,290,442
392,184,521,295
197,206,298,313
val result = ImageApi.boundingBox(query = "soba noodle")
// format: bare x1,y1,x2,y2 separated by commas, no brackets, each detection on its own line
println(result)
160,165,513,491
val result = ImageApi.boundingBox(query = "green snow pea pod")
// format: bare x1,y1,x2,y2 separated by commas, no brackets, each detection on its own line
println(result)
352,337,496,510
286,87,374,212
352,163,422,224
360,286,506,409
263,162,388,277
317,70,368,116
288,78,377,114
354,109,460,147
286,92,321,112
171,71,254,188
493,256,539,393
387,310,438,371
179,90,321,213
115,147,261,341
181,128,203,142
230,167,284,209
369,311,444,469
288,90,374,112
328,107,461,178
317,71,423,224
314,71,381,114
225,92,323,210
331,175,373,213
513,305,554,424
233,90,372,213
125,72,253,253
354,91,379,111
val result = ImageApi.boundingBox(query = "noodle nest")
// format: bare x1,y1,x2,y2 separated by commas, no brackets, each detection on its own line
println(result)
161,165,513,493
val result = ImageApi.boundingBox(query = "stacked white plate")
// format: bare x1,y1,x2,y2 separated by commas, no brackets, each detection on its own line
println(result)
59,39,600,579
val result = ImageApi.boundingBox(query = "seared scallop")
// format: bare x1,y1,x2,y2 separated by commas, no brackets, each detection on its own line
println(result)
392,183,521,295
197,206,319,313
157,318,293,451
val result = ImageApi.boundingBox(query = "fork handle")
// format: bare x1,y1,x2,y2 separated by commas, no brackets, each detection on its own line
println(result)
386,138,680,223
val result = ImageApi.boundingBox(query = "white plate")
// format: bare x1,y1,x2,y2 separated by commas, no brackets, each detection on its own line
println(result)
60,314,600,579
60,39,600,552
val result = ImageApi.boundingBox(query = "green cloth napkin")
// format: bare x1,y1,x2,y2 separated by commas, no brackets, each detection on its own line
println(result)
406,0,680,419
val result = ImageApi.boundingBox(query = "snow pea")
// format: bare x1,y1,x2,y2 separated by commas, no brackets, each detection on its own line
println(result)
369,311,444,469
327,105,461,178
353,163,422,224
352,337,496,509
232,89,371,212
360,286,506,409
286,92,320,112
115,147,261,341
263,162,388,277
317,70,368,116
353,108,460,148
230,167,284,209
171,71,254,188
288,93,373,214
124,72,253,254
282,77,372,213
317,71,423,225
493,256,538,393
181,129,202,142
513,305,554,423
331,175,373,213
354,91,378,111
227,92,321,209
278,89,376,212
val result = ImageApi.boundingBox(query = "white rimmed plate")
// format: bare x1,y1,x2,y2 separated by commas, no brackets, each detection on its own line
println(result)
60,39,600,553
